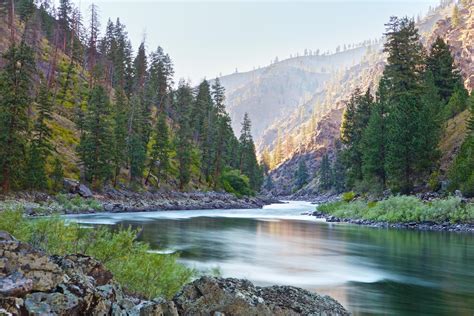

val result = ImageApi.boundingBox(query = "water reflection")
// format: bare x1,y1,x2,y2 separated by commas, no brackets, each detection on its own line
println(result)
65,201,474,315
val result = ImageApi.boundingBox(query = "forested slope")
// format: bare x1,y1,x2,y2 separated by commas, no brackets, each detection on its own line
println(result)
0,0,263,195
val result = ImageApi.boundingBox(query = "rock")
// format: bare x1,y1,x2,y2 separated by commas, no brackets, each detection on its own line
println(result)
63,178,93,198
0,231,176,315
78,184,93,198
173,276,349,316
0,272,33,297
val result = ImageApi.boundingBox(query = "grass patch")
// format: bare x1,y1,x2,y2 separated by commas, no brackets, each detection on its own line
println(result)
0,209,194,299
317,195,474,224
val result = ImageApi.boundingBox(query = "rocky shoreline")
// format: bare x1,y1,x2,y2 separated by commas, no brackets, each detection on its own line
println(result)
309,210,474,233
0,231,349,315
1,184,282,216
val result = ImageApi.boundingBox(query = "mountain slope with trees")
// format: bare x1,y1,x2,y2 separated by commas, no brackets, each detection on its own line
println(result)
262,0,473,197
0,0,263,196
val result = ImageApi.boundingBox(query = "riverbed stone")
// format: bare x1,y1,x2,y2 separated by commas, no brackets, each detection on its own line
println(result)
173,276,349,316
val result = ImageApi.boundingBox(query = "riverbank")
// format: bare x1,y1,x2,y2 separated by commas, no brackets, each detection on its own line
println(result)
0,228,349,315
308,195,474,233
0,188,281,216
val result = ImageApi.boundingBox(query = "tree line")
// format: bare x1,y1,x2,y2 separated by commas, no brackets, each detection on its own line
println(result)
318,16,473,196
0,0,263,194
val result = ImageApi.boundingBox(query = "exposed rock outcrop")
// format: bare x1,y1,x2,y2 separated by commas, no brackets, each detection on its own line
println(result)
173,276,349,316
0,232,349,315
0,232,178,315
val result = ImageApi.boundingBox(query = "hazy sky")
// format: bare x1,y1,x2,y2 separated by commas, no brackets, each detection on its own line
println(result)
61,0,438,84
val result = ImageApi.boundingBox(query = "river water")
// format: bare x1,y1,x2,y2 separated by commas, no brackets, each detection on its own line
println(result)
64,201,474,315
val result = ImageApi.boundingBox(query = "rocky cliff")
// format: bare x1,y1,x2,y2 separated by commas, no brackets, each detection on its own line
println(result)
0,231,349,315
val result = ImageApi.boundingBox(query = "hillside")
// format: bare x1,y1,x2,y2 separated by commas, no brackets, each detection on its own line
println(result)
218,46,372,138
0,1,263,195
231,0,474,196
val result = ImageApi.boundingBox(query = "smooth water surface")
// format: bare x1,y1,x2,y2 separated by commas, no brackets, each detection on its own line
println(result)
65,201,474,315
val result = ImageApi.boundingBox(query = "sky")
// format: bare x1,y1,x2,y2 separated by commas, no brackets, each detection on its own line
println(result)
60,0,439,84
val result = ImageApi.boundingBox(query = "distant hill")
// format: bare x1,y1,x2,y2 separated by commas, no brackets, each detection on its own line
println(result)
218,0,473,195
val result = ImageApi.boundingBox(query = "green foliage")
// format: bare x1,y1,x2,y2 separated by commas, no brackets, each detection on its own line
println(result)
0,210,193,299
238,113,263,191
294,160,309,189
317,196,474,224
220,169,253,197
319,153,332,191
50,157,65,192
342,191,356,202
0,43,36,192
445,84,469,119
426,37,463,103
78,85,114,186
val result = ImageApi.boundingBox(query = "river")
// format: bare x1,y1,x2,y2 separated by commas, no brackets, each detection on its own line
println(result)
64,201,474,315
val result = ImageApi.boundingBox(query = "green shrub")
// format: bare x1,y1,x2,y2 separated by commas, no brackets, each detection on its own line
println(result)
0,210,193,299
316,195,474,224
342,191,356,202
220,169,254,197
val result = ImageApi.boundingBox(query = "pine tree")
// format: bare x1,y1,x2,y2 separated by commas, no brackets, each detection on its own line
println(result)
25,83,54,190
192,80,215,181
332,151,346,193
238,113,262,191
174,81,194,190
361,83,389,188
146,112,170,185
0,43,35,192
127,95,148,184
211,78,234,187
426,37,462,103
381,17,438,193
294,160,309,189
51,157,64,192
319,153,332,191
340,88,373,188
445,83,469,119
111,89,129,184
78,85,113,186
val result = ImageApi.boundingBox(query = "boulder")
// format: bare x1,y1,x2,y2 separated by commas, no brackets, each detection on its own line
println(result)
63,179,93,198
0,231,178,316
173,276,349,316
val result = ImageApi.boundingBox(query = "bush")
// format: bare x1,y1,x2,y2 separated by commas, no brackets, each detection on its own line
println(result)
316,195,474,224
220,169,254,197
342,191,356,202
0,210,194,299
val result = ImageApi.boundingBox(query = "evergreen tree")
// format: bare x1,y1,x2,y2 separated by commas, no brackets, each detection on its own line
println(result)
111,89,129,184
0,43,35,192
146,112,170,185
381,17,438,193
78,85,113,186
192,80,215,181
340,88,373,188
211,78,235,187
445,83,469,119
319,153,332,191
294,160,309,189
127,95,148,184
174,81,194,190
426,37,462,103
51,157,64,192
361,82,389,188
25,83,54,190
238,113,262,191
448,93,474,197
332,151,346,194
